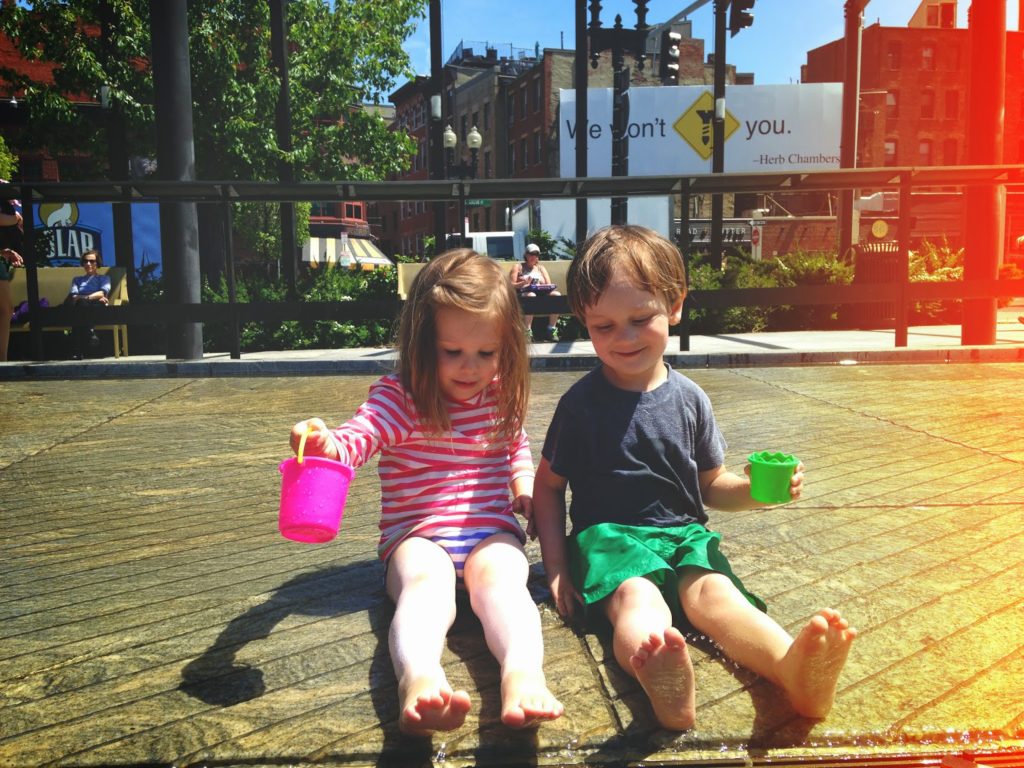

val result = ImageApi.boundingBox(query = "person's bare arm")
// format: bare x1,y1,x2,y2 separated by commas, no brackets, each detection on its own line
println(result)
533,458,581,618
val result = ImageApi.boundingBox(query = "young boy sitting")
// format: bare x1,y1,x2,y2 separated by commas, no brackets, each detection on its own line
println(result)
530,224,856,730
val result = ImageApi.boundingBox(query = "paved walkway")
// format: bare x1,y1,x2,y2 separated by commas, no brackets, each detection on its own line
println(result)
2,337,1024,765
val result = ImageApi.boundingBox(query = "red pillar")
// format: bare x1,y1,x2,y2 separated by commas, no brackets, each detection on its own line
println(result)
962,0,1006,345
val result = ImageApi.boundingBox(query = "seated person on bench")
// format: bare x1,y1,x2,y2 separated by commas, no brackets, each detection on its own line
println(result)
65,249,110,359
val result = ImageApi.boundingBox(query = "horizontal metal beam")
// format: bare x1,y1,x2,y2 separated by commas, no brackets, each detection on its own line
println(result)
4,165,1021,205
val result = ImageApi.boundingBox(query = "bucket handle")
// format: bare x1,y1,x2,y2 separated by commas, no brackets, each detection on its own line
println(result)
296,425,315,465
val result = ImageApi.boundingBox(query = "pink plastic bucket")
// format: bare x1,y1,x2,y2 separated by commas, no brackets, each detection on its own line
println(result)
278,456,354,543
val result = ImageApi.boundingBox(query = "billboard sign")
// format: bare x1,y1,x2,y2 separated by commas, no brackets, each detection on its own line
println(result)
559,83,842,177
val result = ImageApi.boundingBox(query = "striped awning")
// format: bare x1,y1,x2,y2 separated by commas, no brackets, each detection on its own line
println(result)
302,234,393,270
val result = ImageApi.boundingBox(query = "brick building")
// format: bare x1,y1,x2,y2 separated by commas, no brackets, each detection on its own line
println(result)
800,1,1023,255
383,21,735,259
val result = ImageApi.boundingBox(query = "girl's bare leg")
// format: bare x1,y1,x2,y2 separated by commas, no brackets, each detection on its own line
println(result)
678,569,856,719
387,537,471,736
463,534,563,728
604,576,696,730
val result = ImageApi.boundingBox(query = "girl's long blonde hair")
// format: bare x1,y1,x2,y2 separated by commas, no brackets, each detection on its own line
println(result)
396,249,530,439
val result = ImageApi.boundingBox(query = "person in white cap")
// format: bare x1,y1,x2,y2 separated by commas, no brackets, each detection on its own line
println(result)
510,243,561,341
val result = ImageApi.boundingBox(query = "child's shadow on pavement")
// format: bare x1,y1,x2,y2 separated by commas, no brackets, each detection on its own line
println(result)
178,560,384,707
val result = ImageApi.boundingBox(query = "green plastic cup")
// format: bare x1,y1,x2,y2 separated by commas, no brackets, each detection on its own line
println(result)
748,451,800,504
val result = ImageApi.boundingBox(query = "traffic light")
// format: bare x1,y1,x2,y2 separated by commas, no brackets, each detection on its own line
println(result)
659,29,682,83
729,0,754,37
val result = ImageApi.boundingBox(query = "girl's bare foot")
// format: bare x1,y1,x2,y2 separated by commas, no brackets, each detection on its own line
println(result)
398,676,472,736
500,669,564,728
628,627,696,730
777,608,857,719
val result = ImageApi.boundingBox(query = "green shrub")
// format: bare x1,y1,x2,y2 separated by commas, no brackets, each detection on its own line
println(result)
909,238,963,323
200,264,399,353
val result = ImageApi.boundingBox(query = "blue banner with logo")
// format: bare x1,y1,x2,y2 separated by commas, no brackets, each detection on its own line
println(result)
31,202,162,274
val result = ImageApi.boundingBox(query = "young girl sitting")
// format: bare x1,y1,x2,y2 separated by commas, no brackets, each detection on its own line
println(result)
290,249,563,736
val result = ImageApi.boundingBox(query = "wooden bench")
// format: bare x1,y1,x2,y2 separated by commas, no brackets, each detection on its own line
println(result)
9,266,130,357
397,260,570,300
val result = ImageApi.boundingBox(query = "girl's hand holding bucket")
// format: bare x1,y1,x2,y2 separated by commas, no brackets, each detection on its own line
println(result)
289,418,338,461
279,422,354,543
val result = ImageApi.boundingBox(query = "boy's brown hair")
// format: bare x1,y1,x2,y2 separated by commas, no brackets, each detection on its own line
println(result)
396,248,529,439
567,225,687,320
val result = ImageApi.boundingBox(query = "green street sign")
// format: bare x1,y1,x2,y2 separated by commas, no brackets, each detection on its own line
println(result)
465,198,490,207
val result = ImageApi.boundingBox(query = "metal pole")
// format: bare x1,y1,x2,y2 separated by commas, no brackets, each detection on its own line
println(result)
962,0,1005,345
221,194,240,360
575,0,588,246
895,171,910,347
99,1,136,296
838,0,865,263
611,63,629,224
150,0,203,360
430,0,447,256
269,0,297,299
679,182,691,352
709,0,726,270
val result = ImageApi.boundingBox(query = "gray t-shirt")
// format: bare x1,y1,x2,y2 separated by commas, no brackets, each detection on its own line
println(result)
542,365,726,533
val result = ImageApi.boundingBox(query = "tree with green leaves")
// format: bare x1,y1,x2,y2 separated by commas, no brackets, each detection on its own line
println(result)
0,0,425,182
0,136,16,181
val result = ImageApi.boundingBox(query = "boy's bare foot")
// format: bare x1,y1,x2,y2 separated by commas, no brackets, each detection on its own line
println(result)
500,669,564,728
777,608,857,719
398,676,472,736
628,627,696,730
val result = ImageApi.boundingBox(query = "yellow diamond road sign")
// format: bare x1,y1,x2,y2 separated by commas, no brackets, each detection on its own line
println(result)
673,91,740,161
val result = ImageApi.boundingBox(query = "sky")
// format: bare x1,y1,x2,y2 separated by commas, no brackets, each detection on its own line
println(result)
403,0,1020,87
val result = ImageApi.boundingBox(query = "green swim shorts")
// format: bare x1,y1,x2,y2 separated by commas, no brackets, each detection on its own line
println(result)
568,522,766,627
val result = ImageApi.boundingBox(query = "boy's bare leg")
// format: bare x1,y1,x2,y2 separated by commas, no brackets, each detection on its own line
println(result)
678,570,855,719
605,576,696,730
464,534,564,728
387,537,472,736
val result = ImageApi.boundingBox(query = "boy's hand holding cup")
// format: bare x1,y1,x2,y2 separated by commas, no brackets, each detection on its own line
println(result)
747,451,804,504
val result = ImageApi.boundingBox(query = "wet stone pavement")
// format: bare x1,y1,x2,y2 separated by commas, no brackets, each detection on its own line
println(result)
1,363,1023,767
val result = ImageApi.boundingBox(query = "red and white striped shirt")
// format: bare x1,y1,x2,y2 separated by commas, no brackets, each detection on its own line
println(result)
329,374,533,560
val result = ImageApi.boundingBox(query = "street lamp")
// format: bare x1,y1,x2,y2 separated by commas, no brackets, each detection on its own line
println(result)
588,0,649,224
443,124,482,180
443,124,483,246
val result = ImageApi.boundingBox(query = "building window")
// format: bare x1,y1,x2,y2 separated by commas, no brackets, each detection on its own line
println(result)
918,138,933,165
886,41,902,69
483,150,492,179
945,91,959,119
483,102,490,130
532,78,542,113
520,137,528,170
884,139,898,166
519,89,527,119
534,131,542,165
460,114,468,140
472,110,479,131
508,142,515,172
921,90,935,119
922,45,935,70
942,138,957,165
886,91,899,119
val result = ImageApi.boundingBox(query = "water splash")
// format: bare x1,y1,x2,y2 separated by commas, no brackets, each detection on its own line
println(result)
563,737,578,758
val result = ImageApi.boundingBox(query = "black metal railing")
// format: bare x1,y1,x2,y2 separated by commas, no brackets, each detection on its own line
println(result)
4,164,1023,360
